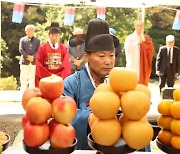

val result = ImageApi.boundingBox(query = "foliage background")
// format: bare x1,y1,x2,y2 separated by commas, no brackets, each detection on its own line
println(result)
1,2,180,86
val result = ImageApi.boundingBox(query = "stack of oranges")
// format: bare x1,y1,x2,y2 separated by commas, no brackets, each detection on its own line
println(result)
88,67,154,150
157,88,180,149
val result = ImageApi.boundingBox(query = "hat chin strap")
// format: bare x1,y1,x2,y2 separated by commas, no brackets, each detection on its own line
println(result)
88,63,107,83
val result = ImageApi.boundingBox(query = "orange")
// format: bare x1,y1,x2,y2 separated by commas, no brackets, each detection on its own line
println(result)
122,120,154,149
170,101,180,118
158,99,174,116
94,83,114,93
89,91,120,120
173,88,180,101
171,135,180,149
171,119,180,135
91,118,121,146
157,115,173,130
88,112,98,128
109,67,138,92
121,91,150,120
158,129,174,146
134,84,151,99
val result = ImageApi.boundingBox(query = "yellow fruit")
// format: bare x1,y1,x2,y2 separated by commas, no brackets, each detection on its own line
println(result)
121,91,150,120
170,101,180,119
89,91,120,120
94,83,114,93
122,120,154,149
157,115,173,130
134,84,151,99
88,112,98,128
171,135,180,149
158,129,174,146
158,99,174,116
109,67,138,92
91,118,121,146
173,88,180,101
171,119,180,135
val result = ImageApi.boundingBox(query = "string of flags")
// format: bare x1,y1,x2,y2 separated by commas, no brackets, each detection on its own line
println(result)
11,3,106,25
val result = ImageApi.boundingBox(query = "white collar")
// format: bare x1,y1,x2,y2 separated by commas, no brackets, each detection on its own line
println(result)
85,63,109,89
48,40,59,49
133,31,145,41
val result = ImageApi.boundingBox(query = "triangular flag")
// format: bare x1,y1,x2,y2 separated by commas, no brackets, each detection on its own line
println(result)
64,7,75,26
12,3,25,24
97,7,106,20
172,10,180,30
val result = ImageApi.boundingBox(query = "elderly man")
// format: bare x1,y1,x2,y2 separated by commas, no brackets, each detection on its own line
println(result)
124,20,154,86
63,18,117,150
156,35,180,93
19,24,40,93
68,28,85,73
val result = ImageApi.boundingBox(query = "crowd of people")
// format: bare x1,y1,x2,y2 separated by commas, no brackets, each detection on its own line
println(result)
19,18,180,150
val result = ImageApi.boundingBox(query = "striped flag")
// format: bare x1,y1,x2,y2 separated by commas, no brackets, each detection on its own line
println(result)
12,3,25,24
97,7,106,20
172,10,180,30
64,7,75,26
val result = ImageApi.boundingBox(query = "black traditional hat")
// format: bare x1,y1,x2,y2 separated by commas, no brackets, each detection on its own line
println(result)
85,18,118,52
45,21,66,34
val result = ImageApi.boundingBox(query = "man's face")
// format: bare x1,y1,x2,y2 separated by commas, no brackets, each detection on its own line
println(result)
166,41,175,48
26,28,35,38
85,51,115,77
49,33,60,44
135,21,144,35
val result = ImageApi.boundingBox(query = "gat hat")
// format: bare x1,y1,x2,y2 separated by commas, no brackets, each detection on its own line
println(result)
166,35,175,42
73,28,83,35
45,21,66,34
109,27,120,48
85,18,116,52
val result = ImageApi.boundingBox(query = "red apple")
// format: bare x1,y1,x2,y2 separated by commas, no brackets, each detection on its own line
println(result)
22,87,42,110
52,96,77,124
22,114,29,129
26,97,52,124
24,122,49,147
49,123,75,148
39,74,64,101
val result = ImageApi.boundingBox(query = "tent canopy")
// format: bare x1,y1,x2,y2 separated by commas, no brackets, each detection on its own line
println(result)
2,0,180,8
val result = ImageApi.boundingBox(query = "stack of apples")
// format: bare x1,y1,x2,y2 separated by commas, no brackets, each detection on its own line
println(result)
88,67,154,150
21,74,77,149
157,88,180,150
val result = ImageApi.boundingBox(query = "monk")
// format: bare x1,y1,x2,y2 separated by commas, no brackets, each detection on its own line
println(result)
124,20,154,86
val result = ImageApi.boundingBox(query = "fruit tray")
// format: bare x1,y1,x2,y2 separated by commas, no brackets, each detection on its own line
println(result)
2,134,10,151
156,138,180,154
87,133,136,154
22,138,77,154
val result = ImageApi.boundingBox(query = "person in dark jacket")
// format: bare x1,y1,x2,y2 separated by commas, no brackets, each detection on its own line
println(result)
68,28,85,73
19,24,40,93
156,35,180,93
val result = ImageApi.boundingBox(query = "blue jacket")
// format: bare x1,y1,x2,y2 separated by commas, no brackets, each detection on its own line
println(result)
63,67,95,149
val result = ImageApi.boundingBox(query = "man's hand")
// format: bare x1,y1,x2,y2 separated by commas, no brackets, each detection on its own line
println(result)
156,71,160,77
26,55,34,62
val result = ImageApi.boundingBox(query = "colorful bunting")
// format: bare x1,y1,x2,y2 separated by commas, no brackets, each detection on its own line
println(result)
172,10,180,30
64,7,75,26
12,3,25,24
97,7,106,20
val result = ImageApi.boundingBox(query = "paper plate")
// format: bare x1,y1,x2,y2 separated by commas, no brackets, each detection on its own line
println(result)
87,133,136,154
23,138,77,154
